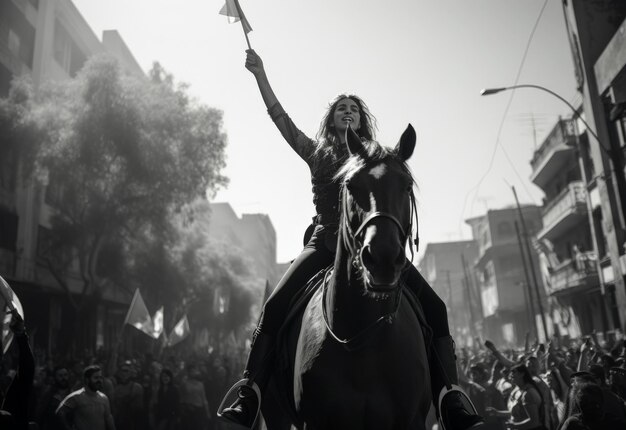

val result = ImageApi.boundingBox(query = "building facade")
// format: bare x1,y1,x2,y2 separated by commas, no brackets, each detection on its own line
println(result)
418,241,480,347
207,202,281,304
529,115,620,338
466,206,547,346
562,0,626,330
0,0,143,354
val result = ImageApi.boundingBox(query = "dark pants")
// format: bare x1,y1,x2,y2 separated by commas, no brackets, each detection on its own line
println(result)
256,229,450,339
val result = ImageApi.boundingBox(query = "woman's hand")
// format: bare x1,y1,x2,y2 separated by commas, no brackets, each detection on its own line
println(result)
245,49,265,76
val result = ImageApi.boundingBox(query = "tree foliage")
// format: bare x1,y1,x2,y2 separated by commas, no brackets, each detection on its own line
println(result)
16,55,228,306
129,198,258,336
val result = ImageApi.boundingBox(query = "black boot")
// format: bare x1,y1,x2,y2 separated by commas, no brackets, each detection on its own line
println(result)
432,336,484,430
219,332,274,428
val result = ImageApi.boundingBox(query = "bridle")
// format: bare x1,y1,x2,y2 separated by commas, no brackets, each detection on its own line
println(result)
340,176,420,268
321,162,420,349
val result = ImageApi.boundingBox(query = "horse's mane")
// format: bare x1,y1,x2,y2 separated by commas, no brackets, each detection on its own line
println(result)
333,139,415,187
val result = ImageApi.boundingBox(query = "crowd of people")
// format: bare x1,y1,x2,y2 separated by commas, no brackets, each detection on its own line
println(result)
456,333,626,430
0,311,245,430
2,308,626,430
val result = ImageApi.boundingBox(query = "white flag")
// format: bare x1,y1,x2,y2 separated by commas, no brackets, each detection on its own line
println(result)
167,315,190,347
123,289,154,338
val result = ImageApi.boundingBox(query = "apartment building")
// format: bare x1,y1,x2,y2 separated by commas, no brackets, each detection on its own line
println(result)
0,0,143,353
562,0,626,330
466,206,547,346
418,240,480,347
530,116,621,337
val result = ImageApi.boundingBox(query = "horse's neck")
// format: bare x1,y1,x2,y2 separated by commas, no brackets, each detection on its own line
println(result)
325,243,395,340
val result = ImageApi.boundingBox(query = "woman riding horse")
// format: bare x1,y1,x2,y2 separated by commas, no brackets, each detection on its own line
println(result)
218,49,483,430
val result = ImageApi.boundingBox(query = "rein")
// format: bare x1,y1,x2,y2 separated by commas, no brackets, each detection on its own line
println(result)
321,172,418,350
321,268,403,351
340,182,419,267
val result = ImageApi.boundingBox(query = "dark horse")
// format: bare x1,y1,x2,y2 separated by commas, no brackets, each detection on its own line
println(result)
261,125,432,430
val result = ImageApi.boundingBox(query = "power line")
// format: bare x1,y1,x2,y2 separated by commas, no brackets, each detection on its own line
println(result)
459,0,549,237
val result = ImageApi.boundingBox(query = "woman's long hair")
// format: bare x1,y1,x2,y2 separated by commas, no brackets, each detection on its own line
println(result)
511,364,545,420
314,94,377,161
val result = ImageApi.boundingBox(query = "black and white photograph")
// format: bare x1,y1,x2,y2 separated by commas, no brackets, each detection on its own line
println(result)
1,1,626,429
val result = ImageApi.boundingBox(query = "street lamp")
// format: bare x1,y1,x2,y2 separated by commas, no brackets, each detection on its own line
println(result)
480,85,601,143
481,83,616,331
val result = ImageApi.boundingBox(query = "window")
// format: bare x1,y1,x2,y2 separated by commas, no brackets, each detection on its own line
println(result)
53,19,86,77
499,256,518,273
497,222,513,238
0,209,18,251
53,20,71,73
8,29,20,57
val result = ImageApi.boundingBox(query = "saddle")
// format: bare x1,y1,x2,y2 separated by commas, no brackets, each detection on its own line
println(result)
266,266,433,426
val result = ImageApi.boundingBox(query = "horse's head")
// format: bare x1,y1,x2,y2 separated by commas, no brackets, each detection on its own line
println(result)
336,125,417,298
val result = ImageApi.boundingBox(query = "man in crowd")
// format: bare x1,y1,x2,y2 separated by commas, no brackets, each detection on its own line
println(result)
56,365,115,430
37,366,71,430
111,361,143,430
0,310,34,430
609,366,626,401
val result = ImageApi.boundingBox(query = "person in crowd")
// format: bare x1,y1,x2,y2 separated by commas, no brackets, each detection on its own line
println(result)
56,365,115,430
154,368,180,430
525,356,554,429
218,47,483,430
0,310,35,430
494,365,515,404
547,365,568,424
587,364,626,424
486,364,544,430
37,366,71,430
111,361,143,430
179,364,210,430
560,382,625,430
608,366,626,401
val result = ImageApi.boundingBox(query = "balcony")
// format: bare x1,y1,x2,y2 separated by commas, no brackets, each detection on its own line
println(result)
530,119,578,190
549,253,598,294
537,181,587,240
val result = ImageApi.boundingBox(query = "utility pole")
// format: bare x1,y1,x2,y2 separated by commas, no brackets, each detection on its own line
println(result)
461,253,476,339
512,186,549,341
445,270,455,336
514,220,538,340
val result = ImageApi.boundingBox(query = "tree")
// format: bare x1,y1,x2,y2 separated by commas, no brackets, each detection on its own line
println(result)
13,55,228,352
126,198,259,356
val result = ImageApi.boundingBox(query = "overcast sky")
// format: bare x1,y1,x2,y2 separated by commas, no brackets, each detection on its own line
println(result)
72,0,579,262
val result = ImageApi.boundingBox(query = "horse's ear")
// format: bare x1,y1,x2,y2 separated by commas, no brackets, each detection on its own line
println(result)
395,124,416,161
345,125,366,156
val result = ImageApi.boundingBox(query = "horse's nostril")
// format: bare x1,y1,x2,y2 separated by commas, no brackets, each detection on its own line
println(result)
361,245,375,267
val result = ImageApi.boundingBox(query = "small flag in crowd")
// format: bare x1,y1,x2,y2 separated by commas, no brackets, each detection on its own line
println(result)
167,315,190,347
220,0,252,33
151,306,164,340
123,289,154,338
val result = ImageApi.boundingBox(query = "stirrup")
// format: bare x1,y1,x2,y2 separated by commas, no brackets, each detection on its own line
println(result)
437,384,480,430
217,378,262,429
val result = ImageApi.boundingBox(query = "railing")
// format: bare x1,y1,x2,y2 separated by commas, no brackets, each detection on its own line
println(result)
550,253,597,292
530,118,577,170
541,181,586,231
